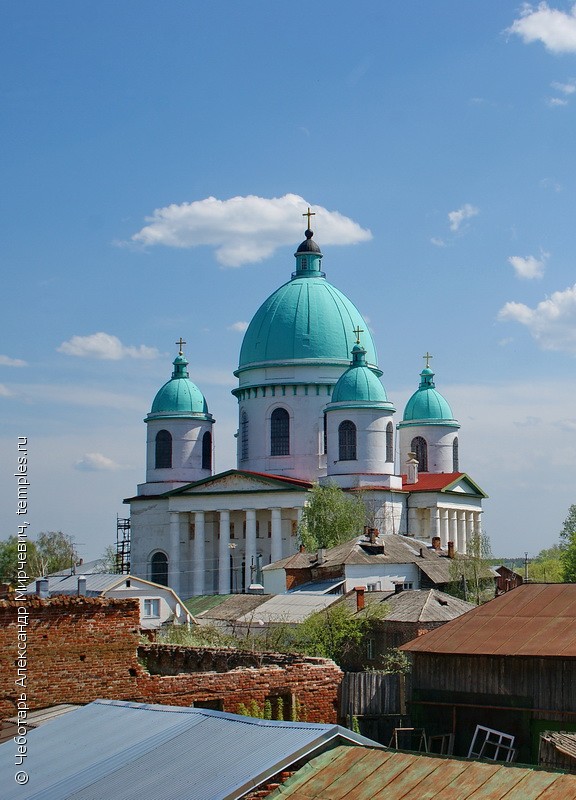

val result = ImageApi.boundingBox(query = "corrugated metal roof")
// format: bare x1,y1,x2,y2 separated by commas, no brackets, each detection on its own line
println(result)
288,578,345,594
401,583,576,657
235,594,340,624
0,700,380,800
269,744,576,799
196,594,270,621
25,573,125,594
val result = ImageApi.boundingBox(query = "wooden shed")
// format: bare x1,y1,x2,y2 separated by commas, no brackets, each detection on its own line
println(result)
400,583,576,763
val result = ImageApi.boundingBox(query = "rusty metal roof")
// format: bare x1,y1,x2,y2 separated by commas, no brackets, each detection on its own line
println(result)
401,583,576,657
269,744,576,799
342,588,475,623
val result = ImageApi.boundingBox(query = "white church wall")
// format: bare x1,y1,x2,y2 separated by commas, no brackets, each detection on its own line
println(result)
145,417,213,486
326,407,394,477
399,424,459,474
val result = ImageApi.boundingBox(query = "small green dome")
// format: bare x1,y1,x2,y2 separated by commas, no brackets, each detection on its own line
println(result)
402,367,456,423
147,354,212,420
237,231,379,373
327,346,395,412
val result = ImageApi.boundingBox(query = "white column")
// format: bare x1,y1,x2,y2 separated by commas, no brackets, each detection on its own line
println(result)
244,509,257,589
430,507,440,541
440,508,449,549
169,512,181,596
449,510,458,551
218,510,231,595
466,511,474,555
271,508,282,563
458,511,467,555
193,511,205,596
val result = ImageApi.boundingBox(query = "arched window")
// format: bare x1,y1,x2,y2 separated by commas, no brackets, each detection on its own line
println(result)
411,436,428,472
453,437,459,472
271,408,290,456
150,551,168,586
155,430,172,469
386,421,394,463
339,420,357,461
202,431,212,470
241,411,249,461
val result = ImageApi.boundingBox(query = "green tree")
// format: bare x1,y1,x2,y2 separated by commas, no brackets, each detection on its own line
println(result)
28,531,79,577
299,483,366,551
560,505,576,582
529,544,563,583
448,531,493,605
0,536,38,585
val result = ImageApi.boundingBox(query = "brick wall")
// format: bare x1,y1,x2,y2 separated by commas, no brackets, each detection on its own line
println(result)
0,598,341,723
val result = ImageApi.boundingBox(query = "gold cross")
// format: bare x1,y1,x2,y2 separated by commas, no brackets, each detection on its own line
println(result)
176,337,186,355
302,207,316,229
353,326,364,345
423,351,433,368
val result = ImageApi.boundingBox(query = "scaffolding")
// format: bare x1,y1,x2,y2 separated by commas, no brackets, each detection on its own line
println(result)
116,516,131,574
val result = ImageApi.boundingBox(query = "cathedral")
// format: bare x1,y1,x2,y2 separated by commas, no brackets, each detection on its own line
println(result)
126,218,486,598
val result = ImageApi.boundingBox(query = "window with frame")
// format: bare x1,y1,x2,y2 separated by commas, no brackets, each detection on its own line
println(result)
366,638,375,661
338,420,357,461
386,421,394,462
270,408,290,456
143,598,160,617
411,436,428,472
150,552,168,586
202,431,212,470
155,430,172,469
453,436,459,472
241,411,249,461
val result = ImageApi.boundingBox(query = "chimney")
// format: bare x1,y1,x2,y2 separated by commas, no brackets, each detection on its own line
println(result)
77,576,87,596
419,547,425,558
299,544,305,553
432,536,441,551
36,578,49,599
447,541,455,559
369,528,379,544
317,547,326,565
394,582,404,595
354,586,365,611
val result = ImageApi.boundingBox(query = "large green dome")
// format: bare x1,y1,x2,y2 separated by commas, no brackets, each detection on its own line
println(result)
147,354,212,421
401,367,458,425
237,231,378,373
329,346,394,409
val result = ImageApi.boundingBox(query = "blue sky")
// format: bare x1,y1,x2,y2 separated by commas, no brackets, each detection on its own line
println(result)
3,1,576,560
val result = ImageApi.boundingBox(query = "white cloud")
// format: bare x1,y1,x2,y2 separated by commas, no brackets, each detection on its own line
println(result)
498,283,576,353
0,355,26,367
58,332,159,360
508,3,576,54
128,194,372,267
228,321,249,333
448,204,479,232
0,384,13,397
75,452,124,472
540,177,562,191
507,251,548,279
430,237,446,247
551,79,576,94
547,96,569,106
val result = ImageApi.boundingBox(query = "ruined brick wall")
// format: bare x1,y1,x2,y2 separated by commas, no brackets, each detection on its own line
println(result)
0,598,341,724
0,597,143,719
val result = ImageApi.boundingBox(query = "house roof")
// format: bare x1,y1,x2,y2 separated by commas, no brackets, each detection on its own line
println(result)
401,583,576,657
269,744,576,799
195,593,271,622
342,588,475,623
264,535,453,582
401,472,487,496
0,699,380,800
235,593,341,624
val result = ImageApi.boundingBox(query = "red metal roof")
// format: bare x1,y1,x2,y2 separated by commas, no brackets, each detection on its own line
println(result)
403,471,462,490
270,745,576,799
400,583,576,657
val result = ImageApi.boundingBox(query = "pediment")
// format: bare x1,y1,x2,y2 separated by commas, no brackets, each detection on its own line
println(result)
168,470,311,497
